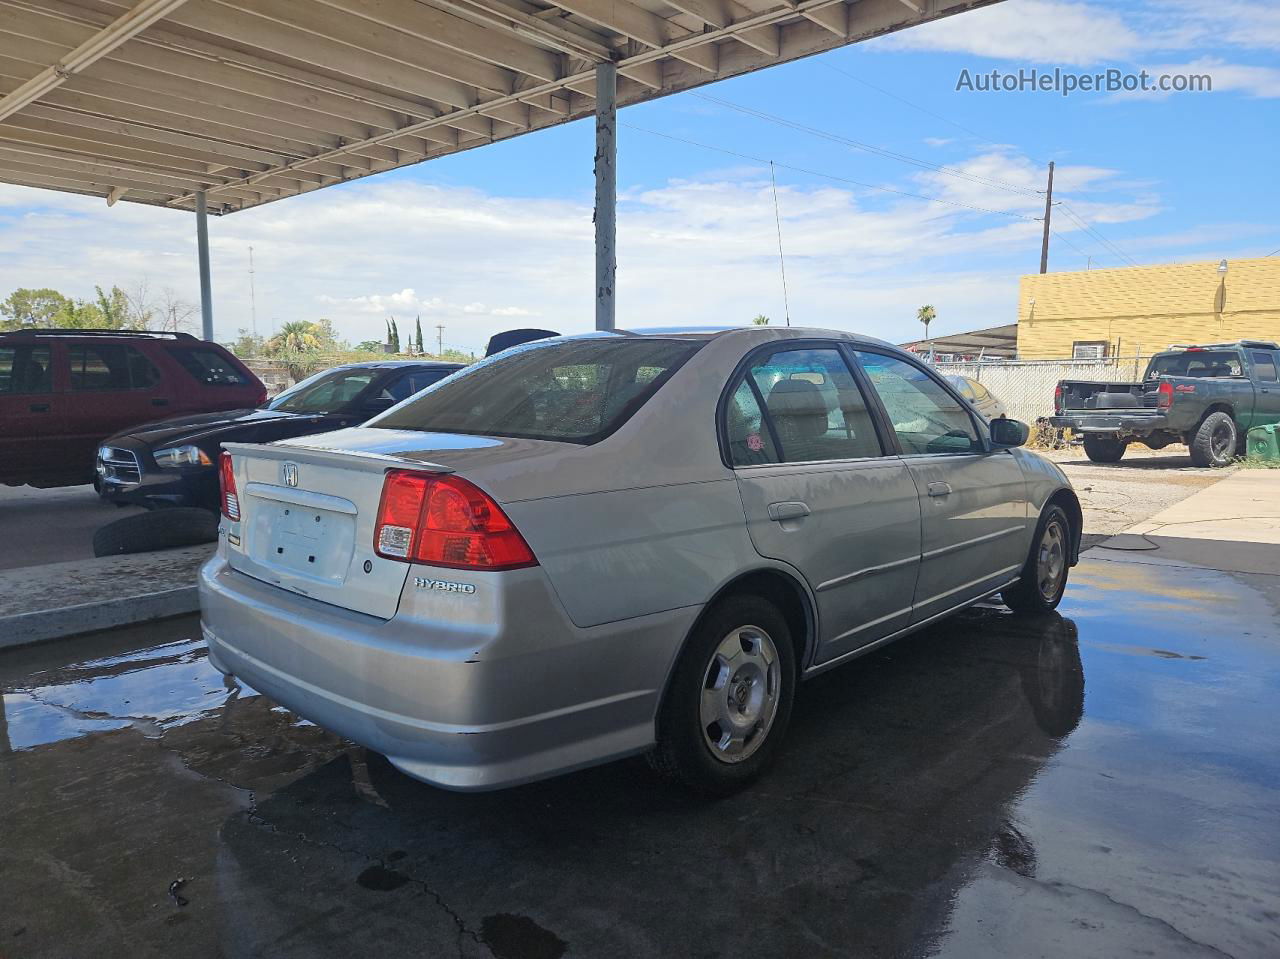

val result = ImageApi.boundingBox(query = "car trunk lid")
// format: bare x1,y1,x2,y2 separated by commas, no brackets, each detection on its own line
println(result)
221,440,454,619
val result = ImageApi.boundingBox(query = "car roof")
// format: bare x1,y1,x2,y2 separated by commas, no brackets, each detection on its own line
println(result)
329,360,465,371
570,325,899,350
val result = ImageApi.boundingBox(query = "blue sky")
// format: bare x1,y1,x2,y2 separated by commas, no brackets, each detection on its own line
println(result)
1,0,1277,354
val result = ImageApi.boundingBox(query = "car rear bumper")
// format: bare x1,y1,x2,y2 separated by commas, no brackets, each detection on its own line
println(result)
1047,413,1172,433
199,553,698,791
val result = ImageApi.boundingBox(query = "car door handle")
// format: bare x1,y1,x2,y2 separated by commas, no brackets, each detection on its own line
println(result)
29,402,50,412
151,398,169,407
767,501,811,522
927,482,953,498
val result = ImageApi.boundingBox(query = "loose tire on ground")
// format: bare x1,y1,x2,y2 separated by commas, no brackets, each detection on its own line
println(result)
1188,411,1237,468
648,595,797,796
1082,435,1126,463
92,507,219,557
1003,505,1073,615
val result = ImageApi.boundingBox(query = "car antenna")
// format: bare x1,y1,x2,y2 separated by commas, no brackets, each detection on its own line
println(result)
770,161,791,327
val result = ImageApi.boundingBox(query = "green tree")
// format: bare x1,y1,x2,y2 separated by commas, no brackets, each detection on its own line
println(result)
231,328,266,356
752,314,770,326
390,317,401,353
0,288,70,329
354,339,383,352
415,316,424,354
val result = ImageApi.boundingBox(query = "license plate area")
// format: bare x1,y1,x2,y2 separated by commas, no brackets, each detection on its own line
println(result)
252,502,355,585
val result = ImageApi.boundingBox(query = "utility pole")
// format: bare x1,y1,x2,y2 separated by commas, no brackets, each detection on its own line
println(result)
436,324,445,357
248,245,258,338
1039,160,1055,275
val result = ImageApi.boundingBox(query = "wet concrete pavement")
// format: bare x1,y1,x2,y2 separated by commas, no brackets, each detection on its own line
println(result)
2,556,1278,959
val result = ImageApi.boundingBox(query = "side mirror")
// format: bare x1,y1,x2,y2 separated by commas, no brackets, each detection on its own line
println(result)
990,418,1030,448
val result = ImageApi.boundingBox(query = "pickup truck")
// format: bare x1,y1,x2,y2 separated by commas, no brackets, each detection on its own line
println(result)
1049,341,1280,467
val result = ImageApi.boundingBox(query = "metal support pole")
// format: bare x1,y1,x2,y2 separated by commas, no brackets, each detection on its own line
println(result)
1039,160,1054,275
195,190,214,341
594,62,616,331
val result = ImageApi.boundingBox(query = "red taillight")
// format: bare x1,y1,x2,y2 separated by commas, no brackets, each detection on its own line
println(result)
373,470,537,571
1054,384,1065,415
1156,381,1174,409
219,451,240,520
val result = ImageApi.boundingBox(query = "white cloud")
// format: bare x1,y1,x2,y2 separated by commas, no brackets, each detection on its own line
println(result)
0,150,1220,348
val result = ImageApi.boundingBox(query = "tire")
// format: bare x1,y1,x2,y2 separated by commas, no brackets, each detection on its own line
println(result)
1189,412,1237,468
92,507,219,557
1082,435,1126,463
1003,505,1072,615
648,595,797,796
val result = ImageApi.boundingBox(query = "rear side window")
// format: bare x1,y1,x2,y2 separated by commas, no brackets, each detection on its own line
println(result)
169,348,249,386
1252,352,1279,382
69,344,160,391
725,378,780,466
0,346,52,394
382,368,455,403
372,339,700,444
746,348,883,463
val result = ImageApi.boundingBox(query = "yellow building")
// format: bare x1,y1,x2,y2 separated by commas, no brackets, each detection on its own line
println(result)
1017,257,1280,360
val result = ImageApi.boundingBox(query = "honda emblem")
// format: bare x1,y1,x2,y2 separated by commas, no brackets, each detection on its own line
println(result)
281,462,299,488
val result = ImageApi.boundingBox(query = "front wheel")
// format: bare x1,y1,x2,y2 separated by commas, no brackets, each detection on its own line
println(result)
648,595,796,796
1189,412,1237,468
1003,505,1072,615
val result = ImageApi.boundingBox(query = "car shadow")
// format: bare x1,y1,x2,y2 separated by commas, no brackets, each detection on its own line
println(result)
214,610,1085,958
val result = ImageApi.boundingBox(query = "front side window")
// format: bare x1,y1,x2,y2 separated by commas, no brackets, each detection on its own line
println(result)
1252,351,1279,383
267,367,377,413
0,346,52,394
854,351,981,455
169,348,249,386
381,368,455,403
69,344,160,391
746,348,883,463
371,338,700,444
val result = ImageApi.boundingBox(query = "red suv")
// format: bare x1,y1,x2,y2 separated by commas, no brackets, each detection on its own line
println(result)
0,329,265,488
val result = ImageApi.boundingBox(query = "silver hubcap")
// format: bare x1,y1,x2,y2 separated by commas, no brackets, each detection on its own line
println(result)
700,626,781,764
1037,520,1067,601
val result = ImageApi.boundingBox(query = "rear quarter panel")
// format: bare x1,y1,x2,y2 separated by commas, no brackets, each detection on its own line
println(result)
504,480,761,629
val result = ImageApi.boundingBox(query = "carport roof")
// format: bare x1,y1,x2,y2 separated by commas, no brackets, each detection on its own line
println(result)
0,0,1001,215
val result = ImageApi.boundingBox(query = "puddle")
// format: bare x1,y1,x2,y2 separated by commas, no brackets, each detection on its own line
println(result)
2,637,258,752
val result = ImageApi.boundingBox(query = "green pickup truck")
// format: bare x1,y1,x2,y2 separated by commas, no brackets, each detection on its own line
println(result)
1048,340,1280,467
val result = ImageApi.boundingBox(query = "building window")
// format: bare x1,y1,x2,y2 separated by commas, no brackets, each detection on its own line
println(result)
1072,341,1109,360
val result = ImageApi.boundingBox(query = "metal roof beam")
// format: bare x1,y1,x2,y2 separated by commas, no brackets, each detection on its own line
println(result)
0,0,187,123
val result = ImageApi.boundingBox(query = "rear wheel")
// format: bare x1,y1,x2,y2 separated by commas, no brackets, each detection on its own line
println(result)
1003,505,1072,615
648,595,796,796
1082,435,1126,463
1189,412,1237,468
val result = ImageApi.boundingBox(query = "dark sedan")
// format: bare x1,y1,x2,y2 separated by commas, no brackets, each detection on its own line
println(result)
97,360,463,511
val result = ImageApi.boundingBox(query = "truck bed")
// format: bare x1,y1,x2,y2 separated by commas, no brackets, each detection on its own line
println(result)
1057,380,1157,412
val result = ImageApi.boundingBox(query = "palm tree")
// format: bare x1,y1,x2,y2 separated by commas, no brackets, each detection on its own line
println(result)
267,321,321,354
752,314,770,326
916,305,936,357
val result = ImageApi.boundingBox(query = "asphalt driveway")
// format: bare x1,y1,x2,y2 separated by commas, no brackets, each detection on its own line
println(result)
1,553,1277,959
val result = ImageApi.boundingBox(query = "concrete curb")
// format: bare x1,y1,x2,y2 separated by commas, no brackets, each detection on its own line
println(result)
0,586,199,650
0,544,213,650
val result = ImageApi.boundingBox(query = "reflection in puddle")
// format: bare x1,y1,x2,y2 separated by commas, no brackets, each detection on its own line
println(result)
1,638,258,752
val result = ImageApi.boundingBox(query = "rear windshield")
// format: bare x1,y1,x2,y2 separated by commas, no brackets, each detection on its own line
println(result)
168,348,250,386
1147,350,1243,378
371,337,700,443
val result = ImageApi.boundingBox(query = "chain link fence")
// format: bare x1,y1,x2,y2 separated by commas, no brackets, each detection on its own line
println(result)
933,355,1154,424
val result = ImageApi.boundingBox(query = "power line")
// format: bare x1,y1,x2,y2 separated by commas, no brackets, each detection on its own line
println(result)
620,122,1044,221
1057,203,1140,267
690,92,1044,199
1267,247,1279,256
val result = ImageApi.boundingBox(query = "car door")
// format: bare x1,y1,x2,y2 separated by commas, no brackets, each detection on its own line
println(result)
727,344,922,665
1248,351,1280,428
62,342,168,469
0,342,63,481
851,349,1030,624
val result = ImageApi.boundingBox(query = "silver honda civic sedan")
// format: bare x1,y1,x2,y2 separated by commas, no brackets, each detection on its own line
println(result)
200,327,1080,795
